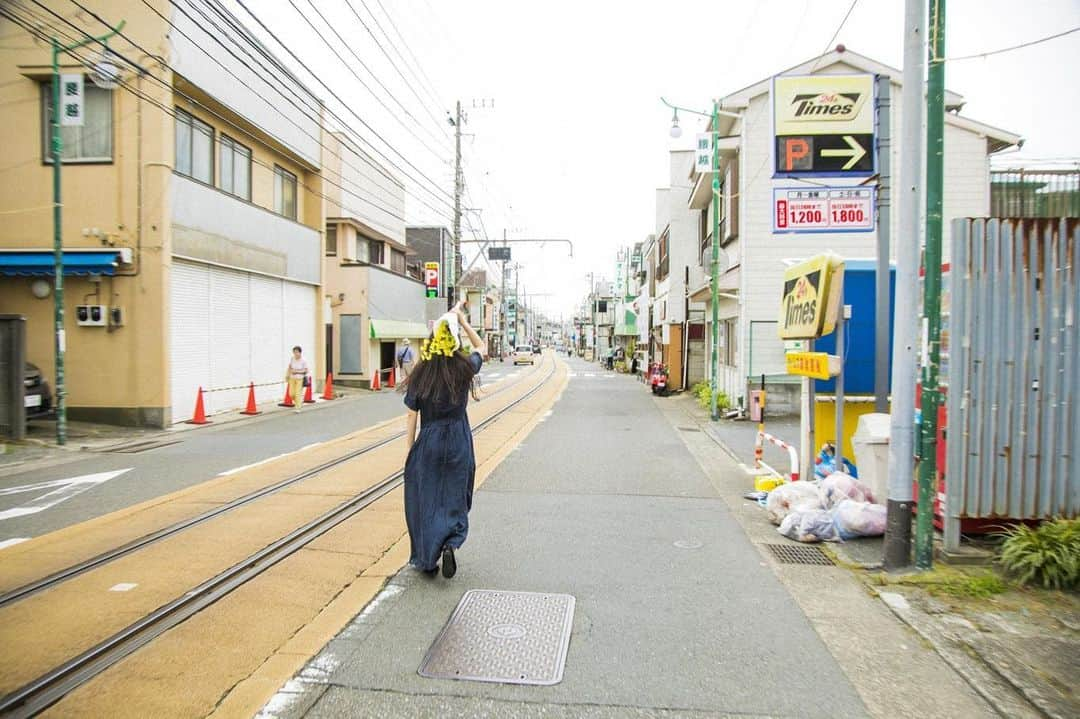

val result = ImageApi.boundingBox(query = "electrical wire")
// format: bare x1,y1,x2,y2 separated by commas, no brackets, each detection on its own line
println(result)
364,0,449,115
937,26,1080,62
810,0,860,73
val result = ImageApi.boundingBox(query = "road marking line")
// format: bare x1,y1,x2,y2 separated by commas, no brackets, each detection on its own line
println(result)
0,469,132,522
218,453,292,477
109,583,138,592
0,537,30,551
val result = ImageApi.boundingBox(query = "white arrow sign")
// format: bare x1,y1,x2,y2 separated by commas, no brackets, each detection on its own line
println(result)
820,135,868,170
0,469,131,521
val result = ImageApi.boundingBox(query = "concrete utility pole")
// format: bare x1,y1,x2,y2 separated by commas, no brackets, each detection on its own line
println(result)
451,100,464,308
916,0,947,571
885,0,925,572
875,76,891,413
500,229,508,360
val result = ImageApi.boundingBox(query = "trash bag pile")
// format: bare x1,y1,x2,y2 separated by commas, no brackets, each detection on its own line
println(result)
764,475,887,544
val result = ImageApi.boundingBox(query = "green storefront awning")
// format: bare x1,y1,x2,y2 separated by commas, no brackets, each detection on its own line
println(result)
370,319,431,339
614,309,637,336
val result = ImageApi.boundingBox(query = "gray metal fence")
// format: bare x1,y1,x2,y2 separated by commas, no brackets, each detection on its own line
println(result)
946,218,1078,535
990,169,1080,218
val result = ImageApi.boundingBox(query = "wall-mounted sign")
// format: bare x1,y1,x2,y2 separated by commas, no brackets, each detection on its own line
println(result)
59,73,85,127
694,133,713,174
424,261,439,298
785,351,841,380
773,187,875,233
488,247,511,261
778,253,844,340
772,74,875,177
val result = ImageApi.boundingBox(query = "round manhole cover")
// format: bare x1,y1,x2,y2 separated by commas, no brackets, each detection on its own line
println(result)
487,623,527,639
673,540,704,549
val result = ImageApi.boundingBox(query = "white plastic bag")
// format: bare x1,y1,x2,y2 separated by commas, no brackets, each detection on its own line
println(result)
820,472,877,508
830,499,887,539
765,482,823,525
778,509,839,543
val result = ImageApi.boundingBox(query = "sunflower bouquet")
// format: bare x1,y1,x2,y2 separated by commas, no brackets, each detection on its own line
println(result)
421,321,460,361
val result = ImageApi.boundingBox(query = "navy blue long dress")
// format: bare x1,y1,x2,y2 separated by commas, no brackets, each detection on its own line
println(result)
403,351,483,571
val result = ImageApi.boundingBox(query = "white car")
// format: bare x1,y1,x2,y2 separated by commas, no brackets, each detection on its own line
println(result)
513,346,535,365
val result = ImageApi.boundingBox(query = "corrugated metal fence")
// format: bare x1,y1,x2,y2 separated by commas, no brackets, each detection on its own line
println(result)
946,218,1078,528
990,169,1080,218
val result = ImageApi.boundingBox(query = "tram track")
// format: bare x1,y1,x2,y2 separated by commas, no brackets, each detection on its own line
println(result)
0,359,545,611
0,357,560,718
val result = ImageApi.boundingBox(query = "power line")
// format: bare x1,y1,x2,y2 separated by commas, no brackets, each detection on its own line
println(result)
367,0,450,113
5,3,434,233
940,26,1080,62
55,0,455,221
811,0,860,72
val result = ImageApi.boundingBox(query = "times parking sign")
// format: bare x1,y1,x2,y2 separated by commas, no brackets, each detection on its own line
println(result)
773,187,875,233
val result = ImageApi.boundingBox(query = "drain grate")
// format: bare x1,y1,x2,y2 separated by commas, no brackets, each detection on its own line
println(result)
419,589,575,686
762,543,835,566
677,426,702,433
98,439,182,454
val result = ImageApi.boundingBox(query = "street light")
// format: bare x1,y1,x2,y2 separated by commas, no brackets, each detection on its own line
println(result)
659,97,741,421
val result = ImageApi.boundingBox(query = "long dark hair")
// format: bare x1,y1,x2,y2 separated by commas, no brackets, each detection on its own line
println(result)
398,349,480,404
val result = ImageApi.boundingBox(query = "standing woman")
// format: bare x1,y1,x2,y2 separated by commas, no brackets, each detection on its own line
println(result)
284,346,309,414
399,302,486,578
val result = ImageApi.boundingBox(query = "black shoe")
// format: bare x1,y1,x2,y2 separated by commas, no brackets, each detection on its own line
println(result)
422,566,439,577
441,546,457,578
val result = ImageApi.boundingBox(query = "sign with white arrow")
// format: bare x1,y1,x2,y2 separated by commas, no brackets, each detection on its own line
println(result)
0,469,131,521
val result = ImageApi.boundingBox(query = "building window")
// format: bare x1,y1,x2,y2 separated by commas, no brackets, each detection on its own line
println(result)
369,240,385,265
175,108,213,183
41,82,113,163
219,135,251,200
355,237,369,263
391,249,406,274
325,226,337,256
274,165,298,220
657,231,670,281
721,317,738,366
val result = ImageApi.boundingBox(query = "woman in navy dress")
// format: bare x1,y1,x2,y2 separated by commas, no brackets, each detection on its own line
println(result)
400,302,486,578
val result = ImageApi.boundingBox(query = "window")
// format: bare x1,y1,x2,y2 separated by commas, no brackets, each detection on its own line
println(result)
41,82,113,162
325,226,337,256
657,231,670,281
273,165,298,219
369,240,385,265
391,249,406,274
355,237,370,263
175,108,213,183
720,318,738,366
219,135,251,200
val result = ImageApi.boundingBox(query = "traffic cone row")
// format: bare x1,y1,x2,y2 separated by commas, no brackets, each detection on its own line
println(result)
185,372,338,426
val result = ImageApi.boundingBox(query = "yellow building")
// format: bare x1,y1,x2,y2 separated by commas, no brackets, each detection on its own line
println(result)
0,1,326,426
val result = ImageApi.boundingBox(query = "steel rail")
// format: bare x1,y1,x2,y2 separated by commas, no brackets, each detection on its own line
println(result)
0,359,559,718
0,360,547,610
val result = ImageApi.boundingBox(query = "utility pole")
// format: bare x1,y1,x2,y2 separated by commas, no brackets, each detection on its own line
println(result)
451,100,464,308
708,100,722,420
875,76,891,413
500,229,508,360
885,0,924,571
916,0,946,570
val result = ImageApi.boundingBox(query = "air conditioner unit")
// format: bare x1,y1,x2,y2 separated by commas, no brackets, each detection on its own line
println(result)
76,304,107,327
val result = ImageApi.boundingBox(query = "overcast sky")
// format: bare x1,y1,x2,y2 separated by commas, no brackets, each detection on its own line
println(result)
231,0,1080,320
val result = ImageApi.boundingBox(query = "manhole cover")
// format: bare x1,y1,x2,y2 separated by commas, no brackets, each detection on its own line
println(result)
419,589,575,686
677,426,702,433
673,540,703,549
762,543,835,565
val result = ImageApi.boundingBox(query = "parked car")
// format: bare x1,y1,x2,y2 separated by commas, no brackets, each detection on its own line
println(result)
513,346,535,365
23,362,53,419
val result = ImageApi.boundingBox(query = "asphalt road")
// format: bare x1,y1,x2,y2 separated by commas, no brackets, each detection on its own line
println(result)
268,356,868,718
0,362,522,545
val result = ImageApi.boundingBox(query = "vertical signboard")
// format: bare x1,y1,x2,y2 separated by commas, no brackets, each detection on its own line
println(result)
424,262,439,298
59,73,85,127
772,74,875,177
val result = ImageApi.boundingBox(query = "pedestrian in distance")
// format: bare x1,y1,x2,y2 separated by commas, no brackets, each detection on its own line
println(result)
284,345,309,414
399,301,487,578
396,338,416,379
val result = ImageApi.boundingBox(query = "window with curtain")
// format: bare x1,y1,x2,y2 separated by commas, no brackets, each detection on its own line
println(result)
325,226,337,256
175,108,213,183
41,82,113,162
355,237,370,263
219,135,251,200
369,240,385,265
391,249,406,274
274,165,297,220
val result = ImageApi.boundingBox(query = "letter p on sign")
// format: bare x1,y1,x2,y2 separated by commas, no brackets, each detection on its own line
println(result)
785,138,810,171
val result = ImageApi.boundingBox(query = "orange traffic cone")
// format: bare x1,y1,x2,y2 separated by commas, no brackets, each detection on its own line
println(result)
303,379,315,404
387,367,396,389
278,383,295,408
186,387,211,425
240,382,261,415
371,369,381,391
322,373,335,400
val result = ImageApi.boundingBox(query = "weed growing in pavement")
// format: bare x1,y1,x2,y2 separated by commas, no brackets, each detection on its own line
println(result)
869,566,1008,600
998,518,1080,591
692,381,730,412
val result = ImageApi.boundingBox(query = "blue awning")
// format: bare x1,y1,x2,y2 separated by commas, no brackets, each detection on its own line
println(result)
0,250,125,277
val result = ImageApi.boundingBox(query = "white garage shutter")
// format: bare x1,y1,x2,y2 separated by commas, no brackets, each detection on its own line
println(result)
284,282,316,382
250,275,285,403
208,266,250,414
170,261,211,423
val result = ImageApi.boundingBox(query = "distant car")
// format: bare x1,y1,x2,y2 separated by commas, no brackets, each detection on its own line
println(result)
513,346,535,365
23,362,53,420
532,343,541,355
